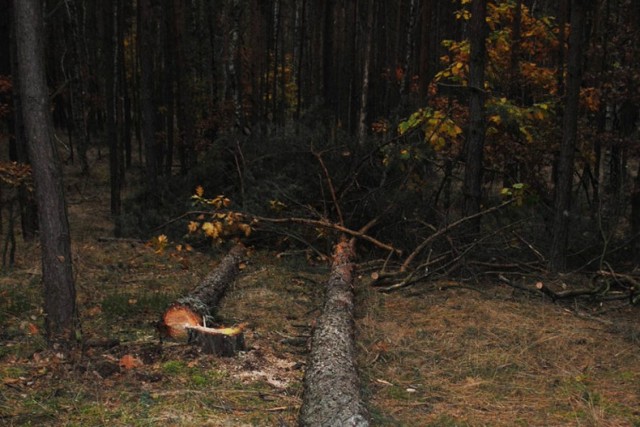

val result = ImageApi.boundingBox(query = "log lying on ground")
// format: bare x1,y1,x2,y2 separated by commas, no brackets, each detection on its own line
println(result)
158,243,247,355
299,239,369,427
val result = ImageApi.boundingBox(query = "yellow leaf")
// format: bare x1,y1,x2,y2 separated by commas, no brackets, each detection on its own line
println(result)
489,115,502,125
188,221,199,233
202,222,218,238
195,185,204,197
239,223,252,237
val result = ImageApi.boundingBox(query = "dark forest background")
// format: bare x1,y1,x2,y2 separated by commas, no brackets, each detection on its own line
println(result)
1,0,640,277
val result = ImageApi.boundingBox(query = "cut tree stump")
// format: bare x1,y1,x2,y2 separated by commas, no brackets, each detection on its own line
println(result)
158,243,247,355
299,238,369,427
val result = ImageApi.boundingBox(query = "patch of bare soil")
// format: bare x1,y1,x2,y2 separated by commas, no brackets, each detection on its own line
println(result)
1,156,639,426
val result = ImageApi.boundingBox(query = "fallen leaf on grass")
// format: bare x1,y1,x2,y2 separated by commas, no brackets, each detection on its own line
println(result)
119,354,143,370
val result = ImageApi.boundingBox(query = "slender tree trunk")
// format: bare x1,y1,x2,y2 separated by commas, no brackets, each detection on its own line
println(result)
227,0,244,131
504,0,522,187
138,0,158,193
357,0,374,145
118,0,132,170
462,0,488,234
549,0,590,272
295,0,306,121
323,0,336,116
400,0,417,98
63,0,90,175
173,0,196,174
104,0,121,225
14,0,78,346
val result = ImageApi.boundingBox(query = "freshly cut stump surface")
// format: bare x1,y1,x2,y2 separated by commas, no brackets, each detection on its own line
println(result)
159,243,246,344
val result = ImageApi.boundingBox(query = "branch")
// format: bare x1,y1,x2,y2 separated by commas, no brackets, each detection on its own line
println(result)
252,214,401,255
157,210,402,256
401,200,513,271
311,147,344,226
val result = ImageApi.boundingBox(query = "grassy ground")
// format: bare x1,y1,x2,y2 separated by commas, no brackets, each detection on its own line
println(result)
1,156,639,426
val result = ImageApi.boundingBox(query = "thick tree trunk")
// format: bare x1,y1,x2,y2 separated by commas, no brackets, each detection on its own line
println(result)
14,0,78,346
159,243,247,342
8,8,39,241
549,0,589,272
299,239,369,427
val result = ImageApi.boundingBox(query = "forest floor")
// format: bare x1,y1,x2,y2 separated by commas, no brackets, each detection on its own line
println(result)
1,155,640,426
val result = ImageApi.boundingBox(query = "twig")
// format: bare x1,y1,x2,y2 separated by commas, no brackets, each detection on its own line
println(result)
401,200,513,271
311,147,344,226
250,214,401,255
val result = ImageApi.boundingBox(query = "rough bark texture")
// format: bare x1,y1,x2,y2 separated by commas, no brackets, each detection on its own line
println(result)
159,243,246,340
14,0,78,345
299,240,369,427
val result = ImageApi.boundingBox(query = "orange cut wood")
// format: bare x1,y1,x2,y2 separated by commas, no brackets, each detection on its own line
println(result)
162,305,202,339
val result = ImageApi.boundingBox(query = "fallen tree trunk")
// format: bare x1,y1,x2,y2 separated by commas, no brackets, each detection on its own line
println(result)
299,239,369,427
158,243,247,354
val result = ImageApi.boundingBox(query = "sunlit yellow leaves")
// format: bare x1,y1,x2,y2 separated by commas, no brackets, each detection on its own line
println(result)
187,193,252,244
202,221,223,239
207,195,231,209
238,223,252,237
454,9,471,20
151,234,168,254
188,221,199,233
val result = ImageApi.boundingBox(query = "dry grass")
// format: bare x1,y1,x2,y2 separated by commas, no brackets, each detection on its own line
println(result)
1,156,639,426
357,283,640,426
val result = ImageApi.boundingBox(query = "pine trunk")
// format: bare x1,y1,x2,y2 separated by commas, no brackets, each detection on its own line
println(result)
299,239,369,427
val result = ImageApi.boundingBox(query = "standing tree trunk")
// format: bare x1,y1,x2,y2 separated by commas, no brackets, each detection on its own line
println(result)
63,0,90,175
462,0,488,234
357,0,374,146
299,238,369,427
104,0,122,230
8,7,39,240
14,0,78,346
549,0,590,272
173,0,196,174
138,0,158,193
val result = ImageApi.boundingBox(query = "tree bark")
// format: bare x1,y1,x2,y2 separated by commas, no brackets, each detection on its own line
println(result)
8,5,39,240
138,0,159,192
462,0,488,234
549,0,590,272
159,243,247,340
14,0,78,346
104,0,122,230
63,0,90,175
299,239,369,427
357,0,374,146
